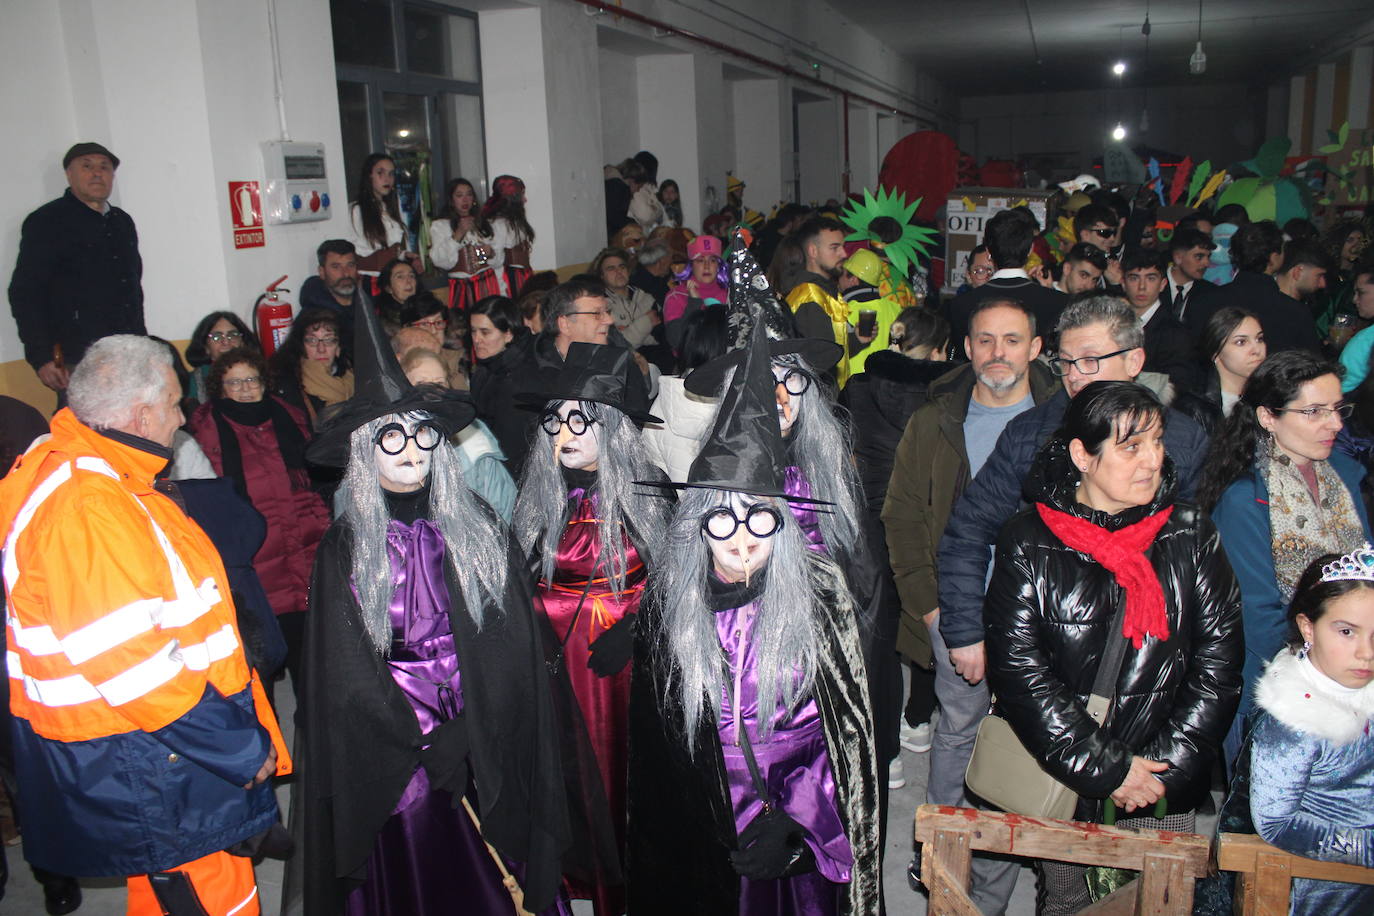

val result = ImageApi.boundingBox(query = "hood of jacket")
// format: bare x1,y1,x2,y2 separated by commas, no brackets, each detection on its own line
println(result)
860,351,953,428
1022,426,1178,531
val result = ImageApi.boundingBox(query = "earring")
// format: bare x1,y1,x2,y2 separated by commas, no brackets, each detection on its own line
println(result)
1300,640,1311,658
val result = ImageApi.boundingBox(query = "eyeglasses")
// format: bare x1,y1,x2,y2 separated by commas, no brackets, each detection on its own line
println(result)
1047,346,1137,377
304,336,339,347
772,368,811,396
968,266,995,278
567,309,613,319
223,376,263,390
701,504,784,541
207,330,243,344
409,317,447,330
541,409,598,436
375,422,442,455
1089,227,1118,239
1273,403,1354,421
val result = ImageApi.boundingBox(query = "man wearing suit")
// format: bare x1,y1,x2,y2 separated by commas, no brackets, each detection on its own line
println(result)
1121,248,1201,394
1160,228,1216,324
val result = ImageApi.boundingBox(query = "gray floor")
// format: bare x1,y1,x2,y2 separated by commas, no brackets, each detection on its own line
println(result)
3,687,1206,916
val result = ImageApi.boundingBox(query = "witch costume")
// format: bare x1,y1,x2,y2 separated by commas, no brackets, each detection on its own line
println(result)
626,299,881,915
512,343,671,915
286,295,570,915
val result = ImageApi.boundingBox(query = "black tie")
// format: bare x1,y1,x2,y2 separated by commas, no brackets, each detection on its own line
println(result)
1174,284,1188,320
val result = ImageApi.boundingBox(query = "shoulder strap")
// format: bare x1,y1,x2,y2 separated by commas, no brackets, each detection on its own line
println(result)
1088,600,1131,722
735,721,772,812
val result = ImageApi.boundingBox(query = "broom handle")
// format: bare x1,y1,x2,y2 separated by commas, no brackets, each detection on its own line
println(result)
461,795,538,916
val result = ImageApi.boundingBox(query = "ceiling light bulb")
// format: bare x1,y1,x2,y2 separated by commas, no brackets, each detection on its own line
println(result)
1112,123,1127,142
1189,42,1207,75
1113,61,1127,76
398,129,411,138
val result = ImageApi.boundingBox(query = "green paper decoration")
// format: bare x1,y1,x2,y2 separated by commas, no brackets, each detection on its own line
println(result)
1243,137,1291,180
839,186,939,279
1186,161,1213,207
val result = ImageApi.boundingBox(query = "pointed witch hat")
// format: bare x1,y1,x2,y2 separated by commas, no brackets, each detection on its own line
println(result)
515,341,661,426
643,298,830,504
306,287,476,467
684,231,841,397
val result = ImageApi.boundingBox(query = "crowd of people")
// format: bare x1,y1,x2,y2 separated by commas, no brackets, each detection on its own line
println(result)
2,138,1373,916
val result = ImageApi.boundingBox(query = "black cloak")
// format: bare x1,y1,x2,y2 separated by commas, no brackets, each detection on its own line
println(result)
625,555,882,915
289,500,570,915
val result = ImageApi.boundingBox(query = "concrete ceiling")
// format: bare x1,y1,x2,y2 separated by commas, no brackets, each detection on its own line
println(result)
840,0,1374,96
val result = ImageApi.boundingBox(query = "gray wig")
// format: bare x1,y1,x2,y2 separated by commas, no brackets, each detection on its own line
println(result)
335,413,510,652
513,400,671,591
772,353,865,557
651,487,837,752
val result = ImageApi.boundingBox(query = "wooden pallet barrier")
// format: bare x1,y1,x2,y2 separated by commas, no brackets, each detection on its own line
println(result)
1217,833,1374,916
915,804,1211,915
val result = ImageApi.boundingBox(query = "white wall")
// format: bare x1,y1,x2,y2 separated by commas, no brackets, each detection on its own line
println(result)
731,79,787,209
959,83,1265,177
796,97,841,204
0,0,349,368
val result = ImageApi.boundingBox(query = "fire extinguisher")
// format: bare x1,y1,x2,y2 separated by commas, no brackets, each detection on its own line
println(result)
254,275,294,358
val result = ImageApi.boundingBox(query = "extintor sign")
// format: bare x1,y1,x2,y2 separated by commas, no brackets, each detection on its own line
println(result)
229,181,265,249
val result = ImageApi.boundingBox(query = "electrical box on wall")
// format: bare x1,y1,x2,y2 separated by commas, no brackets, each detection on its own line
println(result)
261,140,332,224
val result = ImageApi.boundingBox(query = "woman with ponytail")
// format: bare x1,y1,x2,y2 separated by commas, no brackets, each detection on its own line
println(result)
1200,350,1371,764
483,174,536,297
983,381,1242,916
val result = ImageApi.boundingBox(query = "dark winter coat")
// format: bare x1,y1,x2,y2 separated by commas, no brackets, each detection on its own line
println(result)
881,361,1058,664
189,398,330,617
936,388,1210,650
7,189,144,369
942,275,1067,361
1186,271,1322,355
984,439,1244,816
471,331,538,475
840,351,953,510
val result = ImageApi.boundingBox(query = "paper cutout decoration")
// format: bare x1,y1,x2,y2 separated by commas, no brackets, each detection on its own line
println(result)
839,186,939,279
1169,156,1193,206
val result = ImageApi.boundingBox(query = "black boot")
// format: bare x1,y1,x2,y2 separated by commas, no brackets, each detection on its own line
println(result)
33,868,81,916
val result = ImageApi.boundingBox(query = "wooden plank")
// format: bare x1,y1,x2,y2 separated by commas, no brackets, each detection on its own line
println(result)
1080,879,1138,915
1136,852,1192,916
923,827,980,916
1250,852,1292,916
914,805,1210,876
1218,834,1374,885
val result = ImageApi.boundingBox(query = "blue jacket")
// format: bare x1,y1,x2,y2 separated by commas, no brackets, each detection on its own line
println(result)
11,682,278,876
936,388,1210,649
1210,452,1370,719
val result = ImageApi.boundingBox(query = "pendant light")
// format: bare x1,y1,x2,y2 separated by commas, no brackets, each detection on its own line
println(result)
1189,0,1207,75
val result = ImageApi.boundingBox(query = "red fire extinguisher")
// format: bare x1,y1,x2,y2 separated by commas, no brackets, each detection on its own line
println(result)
254,275,294,358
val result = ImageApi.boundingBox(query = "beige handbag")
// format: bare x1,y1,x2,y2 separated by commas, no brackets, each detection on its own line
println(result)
965,608,1128,820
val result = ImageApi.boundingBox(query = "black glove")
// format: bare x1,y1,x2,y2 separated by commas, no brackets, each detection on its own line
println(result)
419,714,471,800
728,807,817,880
588,613,636,677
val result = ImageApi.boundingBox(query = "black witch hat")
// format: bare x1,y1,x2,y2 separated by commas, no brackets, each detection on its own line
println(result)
516,342,662,426
306,287,477,467
683,233,842,396
642,300,829,504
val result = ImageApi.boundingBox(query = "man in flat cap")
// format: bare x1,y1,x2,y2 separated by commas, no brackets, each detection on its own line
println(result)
8,142,144,404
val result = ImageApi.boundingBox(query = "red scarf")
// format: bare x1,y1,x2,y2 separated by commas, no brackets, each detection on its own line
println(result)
1035,503,1174,649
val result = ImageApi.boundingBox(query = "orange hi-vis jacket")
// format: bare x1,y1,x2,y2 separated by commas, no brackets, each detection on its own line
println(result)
1,409,290,875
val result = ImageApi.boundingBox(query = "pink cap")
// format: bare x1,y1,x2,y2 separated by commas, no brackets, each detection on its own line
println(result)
689,235,723,260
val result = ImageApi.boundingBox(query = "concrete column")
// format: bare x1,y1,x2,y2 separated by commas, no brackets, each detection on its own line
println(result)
1312,62,1336,153
1287,74,1306,153
796,95,840,205
1348,46,1373,130
599,48,642,167
637,54,699,228
481,4,603,269
847,101,878,194
731,78,786,211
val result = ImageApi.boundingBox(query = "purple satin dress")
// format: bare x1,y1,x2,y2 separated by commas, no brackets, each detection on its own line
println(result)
784,466,826,554
346,519,568,916
716,592,851,914
534,490,644,915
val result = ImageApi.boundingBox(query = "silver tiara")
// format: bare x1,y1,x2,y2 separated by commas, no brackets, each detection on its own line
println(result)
1319,544,1374,583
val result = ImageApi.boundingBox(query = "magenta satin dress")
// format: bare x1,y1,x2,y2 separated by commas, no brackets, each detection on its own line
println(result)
535,490,646,914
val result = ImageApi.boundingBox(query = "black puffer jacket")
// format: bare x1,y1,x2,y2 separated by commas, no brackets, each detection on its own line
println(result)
840,351,953,509
984,435,1244,816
